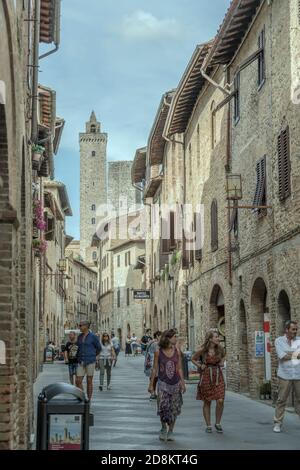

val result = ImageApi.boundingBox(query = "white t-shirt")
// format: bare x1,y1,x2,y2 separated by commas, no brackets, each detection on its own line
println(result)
100,341,114,360
275,335,300,380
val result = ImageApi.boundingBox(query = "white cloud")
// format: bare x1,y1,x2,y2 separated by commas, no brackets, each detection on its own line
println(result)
122,10,181,40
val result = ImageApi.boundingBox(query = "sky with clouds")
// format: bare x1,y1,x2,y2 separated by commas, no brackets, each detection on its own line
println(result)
41,0,231,239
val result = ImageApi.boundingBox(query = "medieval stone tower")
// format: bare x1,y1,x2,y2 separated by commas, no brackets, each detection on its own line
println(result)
79,111,107,265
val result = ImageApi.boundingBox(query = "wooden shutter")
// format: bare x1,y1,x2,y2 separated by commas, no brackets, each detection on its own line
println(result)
211,200,218,252
169,211,176,250
278,126,291,201
182,232,189,270
258,27,265,86
229,206,238,236
161,217,170,254
45,215,55,241
253,156,266,211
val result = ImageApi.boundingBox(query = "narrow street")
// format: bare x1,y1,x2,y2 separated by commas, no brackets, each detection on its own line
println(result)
34,355,300,451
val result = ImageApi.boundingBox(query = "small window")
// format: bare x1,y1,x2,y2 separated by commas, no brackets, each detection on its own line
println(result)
234,73,240,123
92,251,97,260
92,151,96,157
258,27,265,88
117,289,121,308
117,255,120,267
90,281,92,289
92,218,96,225
128,251,131,266
91,125,96,133
91,204,96,211
125,252,127,267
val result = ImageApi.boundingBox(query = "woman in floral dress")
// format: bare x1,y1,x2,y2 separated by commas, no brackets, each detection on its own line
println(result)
192,330,225,433
149,329,186,442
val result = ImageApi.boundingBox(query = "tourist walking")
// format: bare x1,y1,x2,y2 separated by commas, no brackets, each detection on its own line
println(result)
192,330,225,433
111,333,120,367
141,329,152,355
64,331,78,385
76,320,101,401
98,333,116,391
130,333,139,356
149,329,185,442
273,320,300,433
144,331,162,400
125,334,132,357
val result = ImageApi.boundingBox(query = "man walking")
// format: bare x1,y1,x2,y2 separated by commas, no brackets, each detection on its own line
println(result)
64,331,78,385
76,321,101,401
273,320,300,432
141,329,152,355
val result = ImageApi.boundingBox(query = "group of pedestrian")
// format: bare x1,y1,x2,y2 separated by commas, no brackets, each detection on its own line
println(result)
143,320,300,442
64,320,119,400
125,332,140,356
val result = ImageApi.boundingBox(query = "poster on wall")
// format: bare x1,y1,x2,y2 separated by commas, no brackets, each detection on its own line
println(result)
255,331,265,358
48,414,82,450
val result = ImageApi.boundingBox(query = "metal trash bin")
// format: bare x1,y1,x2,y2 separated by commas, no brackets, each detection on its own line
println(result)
36,382,93,450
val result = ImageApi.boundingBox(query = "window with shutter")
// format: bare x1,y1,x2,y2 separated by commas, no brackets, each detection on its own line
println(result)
194,212,202,261
229,206,238,237
117,289,120,308
182,232,189,270
258,27,265,88
253,156,266,214
278,126,291,201
127,288,130,306
211,199,218,252
234,73,240,123
45,215,55,241
170,211,176,250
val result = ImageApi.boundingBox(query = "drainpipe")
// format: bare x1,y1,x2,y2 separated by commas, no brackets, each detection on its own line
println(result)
31,0,41,144
226,66,233,286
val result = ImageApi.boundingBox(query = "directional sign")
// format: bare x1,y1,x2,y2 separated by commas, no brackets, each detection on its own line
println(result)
133,290,151,300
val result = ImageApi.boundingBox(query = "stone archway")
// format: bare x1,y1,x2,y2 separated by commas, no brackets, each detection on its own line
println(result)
189,301,195,352
239,300,249,393
250,277,268,396
278,290,291,334
159,310,163,331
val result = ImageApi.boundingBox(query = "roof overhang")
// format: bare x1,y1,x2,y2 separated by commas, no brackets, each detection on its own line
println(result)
164,42,212,138
53,117,65,154
148,91,175,165
40,0,61,45
203,0,263,69
65,234,74,248
134,254,145,270
44,181,73,217
131,147,147,185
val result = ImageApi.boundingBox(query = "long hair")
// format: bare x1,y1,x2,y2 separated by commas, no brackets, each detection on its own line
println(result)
201,330,224,359
101,332,110,344
158,329,177,349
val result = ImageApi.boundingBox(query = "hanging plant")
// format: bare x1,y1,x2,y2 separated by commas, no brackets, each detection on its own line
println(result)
32,238,47,255
33,199,46,231
32,144,45,170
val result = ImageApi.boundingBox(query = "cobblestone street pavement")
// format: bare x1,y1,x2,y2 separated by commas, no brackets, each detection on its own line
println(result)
34,355,300,451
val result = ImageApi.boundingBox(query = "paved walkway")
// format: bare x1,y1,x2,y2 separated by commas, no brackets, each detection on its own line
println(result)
34,354,300,450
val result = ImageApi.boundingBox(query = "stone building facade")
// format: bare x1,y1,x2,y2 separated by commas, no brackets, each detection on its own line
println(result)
0,0,64,449
43,181,72,348
65,252,98,333
108,161,142,214
133,0,300,400
80,112,107,266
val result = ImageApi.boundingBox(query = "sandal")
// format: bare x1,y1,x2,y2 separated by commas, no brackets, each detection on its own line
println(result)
215,424,223,433
205,426,212,433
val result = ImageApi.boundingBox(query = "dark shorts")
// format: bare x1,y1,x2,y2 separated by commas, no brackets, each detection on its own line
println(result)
68,363,78,376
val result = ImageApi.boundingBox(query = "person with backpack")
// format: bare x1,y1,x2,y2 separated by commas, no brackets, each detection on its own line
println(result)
144,331,162,400
64,331,78,385
192,330,226,433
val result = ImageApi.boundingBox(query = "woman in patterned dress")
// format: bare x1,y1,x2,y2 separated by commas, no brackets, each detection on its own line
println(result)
149,329,186,442
192,330,225,433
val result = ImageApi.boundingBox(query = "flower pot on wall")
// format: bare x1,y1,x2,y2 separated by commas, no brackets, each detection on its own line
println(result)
32,152,42,170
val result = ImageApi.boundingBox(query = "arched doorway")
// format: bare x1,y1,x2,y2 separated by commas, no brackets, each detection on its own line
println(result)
153,305,158,331
210,285,225,350
159,310,163,331
189,301,195,352
239,300,249,393
250,277,268,395
278,290,291,334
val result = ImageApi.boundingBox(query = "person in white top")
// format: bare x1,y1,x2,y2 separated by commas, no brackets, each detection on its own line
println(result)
130,333,138,356
98,333,116,391
273,320,300,433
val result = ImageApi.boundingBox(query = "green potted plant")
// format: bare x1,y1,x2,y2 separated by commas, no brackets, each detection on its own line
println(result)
32,144,45,170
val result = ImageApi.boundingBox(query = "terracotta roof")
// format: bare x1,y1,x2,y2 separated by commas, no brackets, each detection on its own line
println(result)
148,91,175,165
164,42,212,137
40,0,61,44
38,85,56,131
203,0,262,68
131,147,147,185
